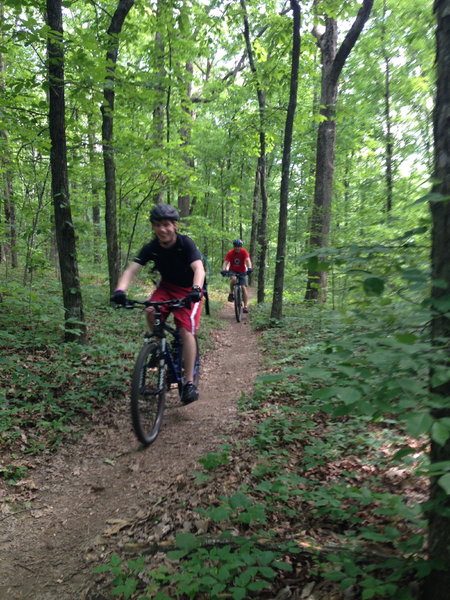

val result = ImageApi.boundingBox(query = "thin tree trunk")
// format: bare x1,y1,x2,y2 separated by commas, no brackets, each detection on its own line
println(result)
305,0,374,301
152,0,166,205
101,0,135,293
382,0,393,213
178,61,195,221
87,118,101,264
271,0,301,321
248,162,260,286
423,2,450,598
0,7,18,269
46,0,86,343
240,0,268,304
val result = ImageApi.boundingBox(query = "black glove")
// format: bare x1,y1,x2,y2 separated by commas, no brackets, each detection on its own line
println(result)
247,268,253,275
110,289,127,306
184,288,202,308
220,270,228,276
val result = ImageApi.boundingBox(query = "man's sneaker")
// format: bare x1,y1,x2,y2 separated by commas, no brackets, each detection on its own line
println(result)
228,293,234,302
181,382,198,405
243,307,249,313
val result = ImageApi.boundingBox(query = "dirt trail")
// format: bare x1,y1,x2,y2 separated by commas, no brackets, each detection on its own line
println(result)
0,301,259,600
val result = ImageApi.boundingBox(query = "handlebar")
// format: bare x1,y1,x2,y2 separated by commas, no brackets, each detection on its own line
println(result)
222,270,251,277
115,297,187,310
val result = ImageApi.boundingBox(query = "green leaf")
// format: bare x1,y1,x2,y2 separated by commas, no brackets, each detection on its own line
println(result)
363,276,385,296
430,368,450,388
437,473,450,495
175,532,199,551
229,491,252,510
406,412,433,437
432,421,450,446
335,386,362,405
231,587,247,600
395,333,418,344
256,373,285,383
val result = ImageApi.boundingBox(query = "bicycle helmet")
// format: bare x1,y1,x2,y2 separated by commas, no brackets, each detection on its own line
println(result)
233,239,243,247
150,203,180,222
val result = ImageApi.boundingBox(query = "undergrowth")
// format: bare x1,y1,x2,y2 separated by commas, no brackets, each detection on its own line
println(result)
0,273,222,459
94,296,440,600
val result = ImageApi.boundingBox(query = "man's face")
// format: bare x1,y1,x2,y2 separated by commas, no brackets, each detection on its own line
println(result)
152,219,178,247
233,246,242,253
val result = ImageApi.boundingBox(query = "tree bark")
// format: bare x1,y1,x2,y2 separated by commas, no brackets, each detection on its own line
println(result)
382,0,393,213
271,0,301,321
423,2,450,598
178,61,195,222
305,0,374,301
87,116,101,265
248,162,260,287
241,0,268,304
101,0,135,293
0,6,18,269
46,0,86,343
152,0,167,206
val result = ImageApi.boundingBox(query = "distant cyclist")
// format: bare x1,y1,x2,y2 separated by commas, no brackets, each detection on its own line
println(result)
110,204,205,405
221,239,252,313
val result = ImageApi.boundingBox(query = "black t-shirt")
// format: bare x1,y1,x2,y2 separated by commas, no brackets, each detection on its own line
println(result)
133,234,201,287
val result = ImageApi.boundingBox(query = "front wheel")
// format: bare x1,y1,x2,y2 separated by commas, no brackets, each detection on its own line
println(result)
130,341,166,446
234,285,242,322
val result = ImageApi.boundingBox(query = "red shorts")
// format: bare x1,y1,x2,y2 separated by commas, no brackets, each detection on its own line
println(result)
147,281,202,334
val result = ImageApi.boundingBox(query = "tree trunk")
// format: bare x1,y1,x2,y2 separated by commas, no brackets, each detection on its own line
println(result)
0,9,18,269
178,61,195,222
271,0,301,321
305,0,374,301
240,0,269,304
382,0,393,213
46,0,86,343
152,0,167,205
101,0,135,293
305,15,337,302
87,120,101,265
422,2,450,598
248,162,260,287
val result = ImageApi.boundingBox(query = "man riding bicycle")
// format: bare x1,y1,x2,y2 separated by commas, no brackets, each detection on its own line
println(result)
221,239,252,313
110,203,205,405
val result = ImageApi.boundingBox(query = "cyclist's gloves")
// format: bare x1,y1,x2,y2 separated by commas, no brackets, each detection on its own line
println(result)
220,270,228,276
184,288,202,308
110,289,127,306
247,268,253,274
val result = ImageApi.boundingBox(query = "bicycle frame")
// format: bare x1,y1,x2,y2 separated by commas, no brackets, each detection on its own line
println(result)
224,271,247,322
123,297,198,389
117,296,200,446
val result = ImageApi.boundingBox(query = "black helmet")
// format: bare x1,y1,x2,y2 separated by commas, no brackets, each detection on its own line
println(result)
150,203,179,222
233,239,243,247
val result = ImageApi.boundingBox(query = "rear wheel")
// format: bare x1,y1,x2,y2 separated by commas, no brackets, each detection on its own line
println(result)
130,341,166,446
234,285,242,322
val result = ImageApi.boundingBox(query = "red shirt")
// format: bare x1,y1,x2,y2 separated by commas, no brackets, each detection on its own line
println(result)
225,248,250,273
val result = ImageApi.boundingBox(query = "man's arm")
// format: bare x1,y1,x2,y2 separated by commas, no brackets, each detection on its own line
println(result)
222,260,230,271
245,256,252,269
191,259,205,289
116,261,142,291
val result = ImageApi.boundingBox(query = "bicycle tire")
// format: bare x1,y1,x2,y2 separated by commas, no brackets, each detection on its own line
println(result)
234,285,242,322
130,341,166,446
177,337,201,398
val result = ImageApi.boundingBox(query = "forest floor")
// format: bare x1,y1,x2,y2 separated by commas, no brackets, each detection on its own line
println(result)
0,299,260,600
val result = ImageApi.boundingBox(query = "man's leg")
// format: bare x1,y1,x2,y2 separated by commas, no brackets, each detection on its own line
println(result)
228,276,236,302
179,327,198,404
179,327,196,382
145,307,155,331
242,285,248,307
